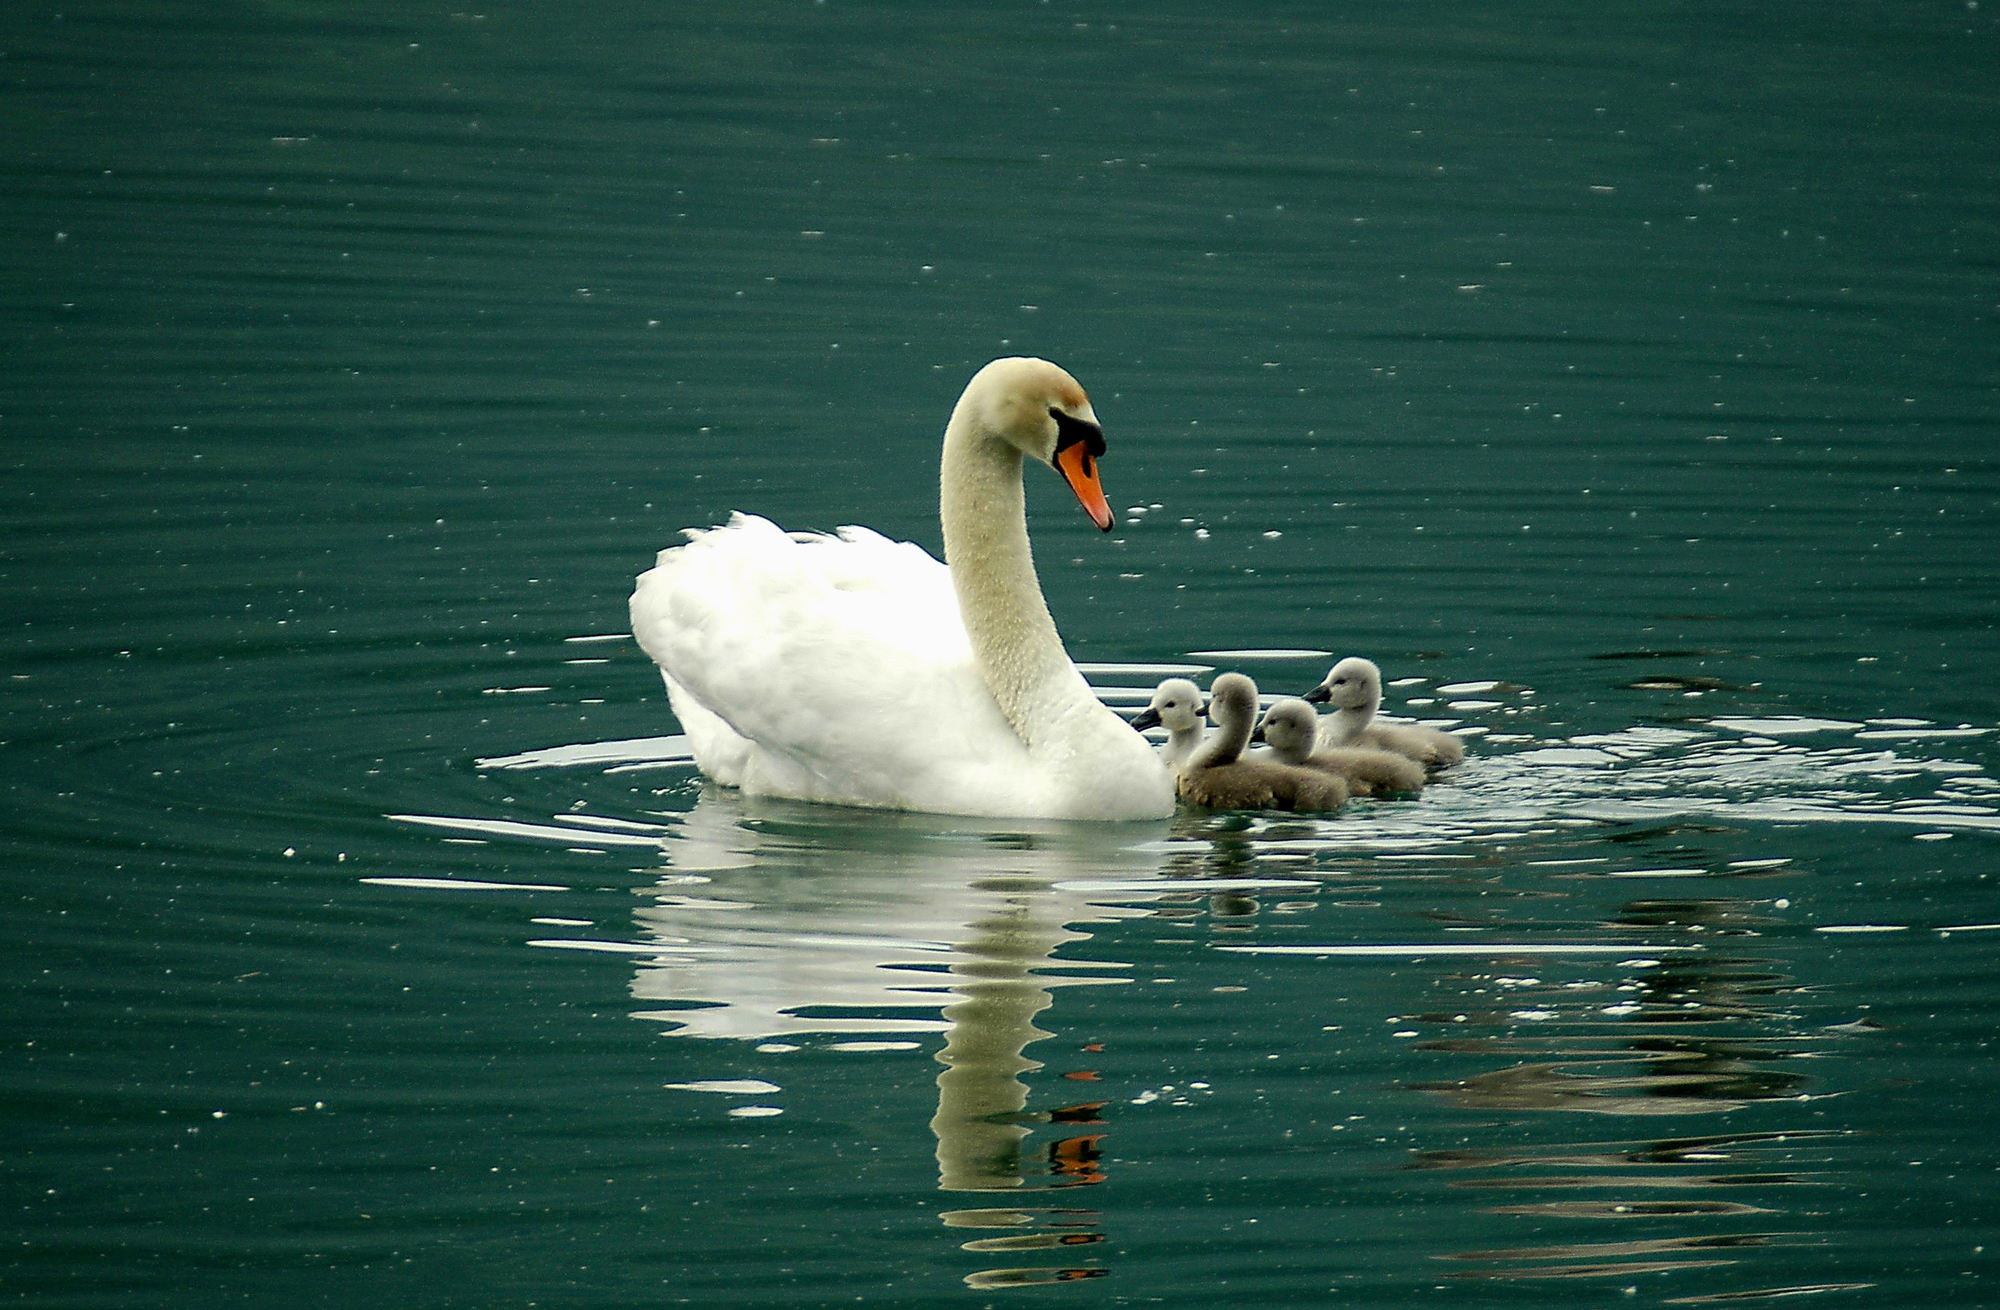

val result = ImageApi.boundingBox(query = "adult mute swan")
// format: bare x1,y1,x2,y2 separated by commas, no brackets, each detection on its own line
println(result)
1173,674,1347,812
1254,698,1427,796
628,357,1175,821
1302,657,1466,770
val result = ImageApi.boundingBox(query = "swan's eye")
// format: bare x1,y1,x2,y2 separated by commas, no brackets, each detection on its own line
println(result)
1049,407,1106,458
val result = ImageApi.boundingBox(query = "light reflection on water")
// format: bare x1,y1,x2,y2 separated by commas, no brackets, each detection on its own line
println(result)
609,790,1788,1291
625,794,1165,1043
627,795,1175,1288
1396,945,1837,1284
373,673,1997,1294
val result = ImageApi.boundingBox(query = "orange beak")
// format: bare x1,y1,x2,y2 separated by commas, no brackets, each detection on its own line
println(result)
1054,441,1115,532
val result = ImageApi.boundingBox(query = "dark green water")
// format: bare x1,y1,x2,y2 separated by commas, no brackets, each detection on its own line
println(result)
5,2,1998,1305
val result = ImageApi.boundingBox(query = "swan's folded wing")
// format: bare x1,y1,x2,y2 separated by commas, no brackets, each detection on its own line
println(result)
630,514,1033,810
660,673,752,787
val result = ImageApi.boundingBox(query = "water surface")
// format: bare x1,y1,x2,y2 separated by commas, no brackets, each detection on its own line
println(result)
4,2,1997,1305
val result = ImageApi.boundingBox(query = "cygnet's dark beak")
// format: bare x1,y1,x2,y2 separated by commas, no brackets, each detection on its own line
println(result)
1301,685,1332,705
1250,723,1268,745
1128,706,1162,732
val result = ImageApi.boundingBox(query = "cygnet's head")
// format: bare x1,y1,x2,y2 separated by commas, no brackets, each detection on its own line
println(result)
1205,672,1261,726
1129,677,1206,734
1303,656,1381,711
1255,698,1322,764
953,357,1111,530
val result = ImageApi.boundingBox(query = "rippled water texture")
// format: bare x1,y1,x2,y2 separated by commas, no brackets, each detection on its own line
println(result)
4,2,1997,1306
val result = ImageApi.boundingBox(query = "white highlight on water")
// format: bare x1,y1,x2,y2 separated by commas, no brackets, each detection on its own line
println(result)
1217,943,1699,957
360,876,568,892
665,1079,781,1095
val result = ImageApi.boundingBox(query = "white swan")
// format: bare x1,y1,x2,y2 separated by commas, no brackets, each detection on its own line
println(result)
1176,674,1348,812
1254,698,1427,796
1303,657,1466,769
628,357,1175,821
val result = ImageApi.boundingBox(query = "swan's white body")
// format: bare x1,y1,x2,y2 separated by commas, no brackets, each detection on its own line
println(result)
629,358,1174,821
1307,657,1466,770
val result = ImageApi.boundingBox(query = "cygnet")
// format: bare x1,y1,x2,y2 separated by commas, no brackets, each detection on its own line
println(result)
1255,698,1427,796
1128,677,1208,773
1177,673,1348,812
1302,657,1465,769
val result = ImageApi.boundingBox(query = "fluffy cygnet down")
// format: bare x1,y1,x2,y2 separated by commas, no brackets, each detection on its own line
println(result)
1127,677,1207,774
1254,698,1427,796
1303,657,1466,770
1176,673,1348,812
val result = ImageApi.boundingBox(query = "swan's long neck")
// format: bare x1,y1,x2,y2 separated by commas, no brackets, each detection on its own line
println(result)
940,418,1080,747
1192,697,1253,770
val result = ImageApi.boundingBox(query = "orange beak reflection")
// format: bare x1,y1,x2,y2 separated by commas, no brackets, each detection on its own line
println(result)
1054,442,1115,532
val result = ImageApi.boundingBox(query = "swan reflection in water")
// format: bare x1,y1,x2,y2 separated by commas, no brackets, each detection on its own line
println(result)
624,790,1197,1287
598,786,1854,1295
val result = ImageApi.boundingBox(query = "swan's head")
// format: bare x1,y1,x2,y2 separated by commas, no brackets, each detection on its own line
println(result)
1302,656,1381,710
1129,677,1206,734
1205,672,1260,727
1253,698,1320,763
958,356,1112,531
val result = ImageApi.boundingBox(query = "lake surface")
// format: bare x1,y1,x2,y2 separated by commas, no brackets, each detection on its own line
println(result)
5,2,1998,1305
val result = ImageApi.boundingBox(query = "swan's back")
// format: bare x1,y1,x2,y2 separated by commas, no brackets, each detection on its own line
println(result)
632,514,1035,813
